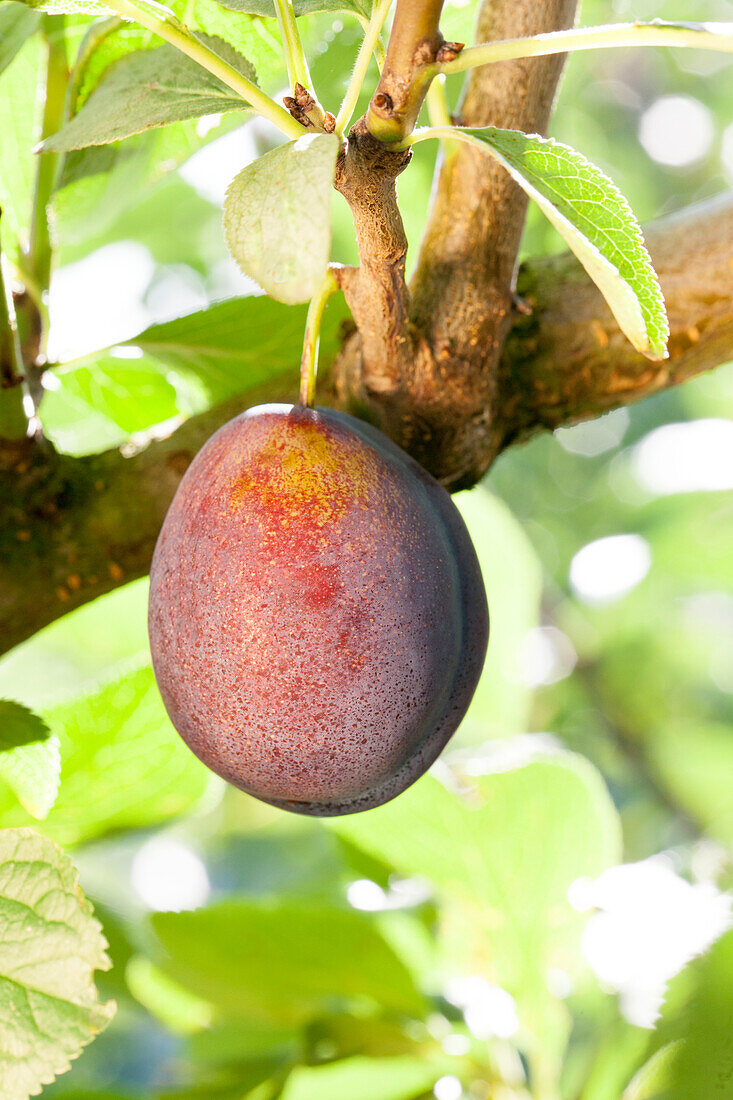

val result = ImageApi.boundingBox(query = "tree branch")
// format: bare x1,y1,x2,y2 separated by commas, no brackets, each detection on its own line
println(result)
366,0,445,143
336,0,580,487
332,0,449,426
2,194,731,655
333,119,414,395
500,192,733,446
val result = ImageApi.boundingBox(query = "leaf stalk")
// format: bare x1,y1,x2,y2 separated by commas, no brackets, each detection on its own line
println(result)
103,0,305,138
433,20,733,78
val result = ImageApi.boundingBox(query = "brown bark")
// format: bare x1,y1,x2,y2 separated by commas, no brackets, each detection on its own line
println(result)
335,0,580,489
333,119,415,394
500,193,733,445
2,194,731,655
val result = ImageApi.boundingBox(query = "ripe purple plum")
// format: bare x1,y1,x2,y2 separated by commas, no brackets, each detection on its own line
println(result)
148,404,488,815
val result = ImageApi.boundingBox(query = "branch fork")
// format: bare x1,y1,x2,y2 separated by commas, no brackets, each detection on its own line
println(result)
333,0,582,486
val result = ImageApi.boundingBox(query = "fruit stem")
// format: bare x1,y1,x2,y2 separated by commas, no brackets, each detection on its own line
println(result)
299,267,339,408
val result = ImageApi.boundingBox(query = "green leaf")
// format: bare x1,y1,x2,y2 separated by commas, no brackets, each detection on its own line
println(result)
186,0,293,86
52,125,207,246
48,0,283,239
0,699,48,751
149,897,426,1026
38,355,183,456
281,1057,439,1100
0,666,210,846
625,930,733,1099
0,579,150,710
45,4,281,249
119,292,349,403
0,827,115,1098
334,755,621,1063
455,487,542,741
580,1016,654,1100
202,822,348,899
41,37,254,151
213,0,371,18
39,665,211,845
0,2,40,77
0,700,60,819
624,1041,684,1100
223,132,340,304
65,3,281,110
58,170,222,270
68,18,158,114
125,956,214,1034
41,294,350,456
444,127,669,360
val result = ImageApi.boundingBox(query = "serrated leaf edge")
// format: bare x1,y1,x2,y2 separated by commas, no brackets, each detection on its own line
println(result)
0,827,116,1098
458,127,670,360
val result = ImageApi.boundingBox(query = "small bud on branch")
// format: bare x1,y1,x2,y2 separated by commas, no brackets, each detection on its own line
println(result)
436,41,464,63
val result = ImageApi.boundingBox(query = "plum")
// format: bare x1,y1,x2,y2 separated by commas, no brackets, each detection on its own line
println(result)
148,404,488,815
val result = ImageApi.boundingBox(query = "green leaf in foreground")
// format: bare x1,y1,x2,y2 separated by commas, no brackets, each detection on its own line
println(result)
426,127,669,360
0,700,60,819
0,579,150,710
0,34,41,261
625,929,733,1099
224,132,340,304
0,666,210,846
0,3,40,78
41,37,255,151
0,827,114,1099
281,1056,439,1100
39,356,183,456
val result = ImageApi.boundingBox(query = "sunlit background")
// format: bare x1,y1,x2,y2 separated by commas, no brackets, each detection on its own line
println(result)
0,0,731,1096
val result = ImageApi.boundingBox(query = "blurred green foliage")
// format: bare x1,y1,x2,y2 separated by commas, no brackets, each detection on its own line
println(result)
0,0,731,1097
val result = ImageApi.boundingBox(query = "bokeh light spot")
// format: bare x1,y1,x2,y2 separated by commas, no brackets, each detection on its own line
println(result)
638,95,714,167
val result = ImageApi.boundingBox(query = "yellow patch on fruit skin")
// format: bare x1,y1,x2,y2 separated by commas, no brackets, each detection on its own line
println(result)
228,419,374,529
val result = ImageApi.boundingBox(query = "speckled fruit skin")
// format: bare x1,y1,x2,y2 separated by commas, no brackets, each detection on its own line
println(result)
148,404,488,816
